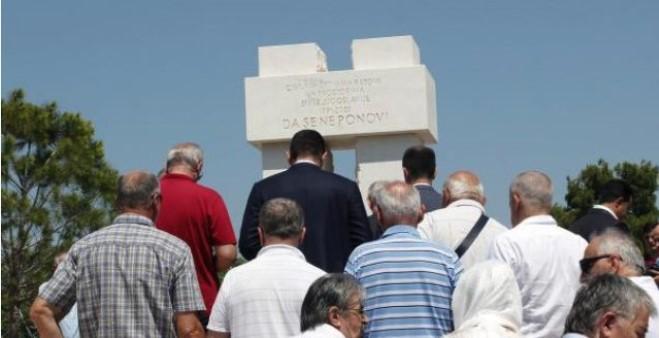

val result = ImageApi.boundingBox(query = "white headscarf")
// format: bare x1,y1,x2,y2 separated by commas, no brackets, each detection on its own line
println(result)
445,260,523,338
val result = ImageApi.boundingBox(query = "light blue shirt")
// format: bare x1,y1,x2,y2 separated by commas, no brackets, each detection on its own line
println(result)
345,225,463,337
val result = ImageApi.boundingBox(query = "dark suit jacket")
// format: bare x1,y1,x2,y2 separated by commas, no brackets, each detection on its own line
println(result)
239,163,372,272
415,184,442,212
569,207,630,241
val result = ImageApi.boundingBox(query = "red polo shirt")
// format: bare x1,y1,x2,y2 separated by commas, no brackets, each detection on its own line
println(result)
156,173,236,315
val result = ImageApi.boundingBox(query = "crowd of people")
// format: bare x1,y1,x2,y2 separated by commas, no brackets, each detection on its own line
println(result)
29,129,659,338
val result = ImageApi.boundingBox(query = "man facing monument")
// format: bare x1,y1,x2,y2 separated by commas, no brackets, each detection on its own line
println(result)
345,181,462,337
402,145,442,212
207,198,325,338
491,170,587,338
240,129,372,272
31,171,205,338
418,170,508,269
156,143,237,322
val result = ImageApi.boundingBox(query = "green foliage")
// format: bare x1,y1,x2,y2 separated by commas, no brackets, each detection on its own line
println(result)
1,89,118,337
552,159,658,247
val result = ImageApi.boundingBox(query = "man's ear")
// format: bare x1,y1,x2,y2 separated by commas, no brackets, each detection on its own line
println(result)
328,306,342,328
299,227,307,245
286,151,293,165
441,188,451,207
257,227,265,246
598,311,619,336
402,168,410,181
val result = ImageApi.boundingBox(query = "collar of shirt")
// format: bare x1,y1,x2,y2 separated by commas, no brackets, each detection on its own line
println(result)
293,159,318,165
413,182,432,187
446,199,485,212
592,204,618,220
382,225,421,239
162,173,195,182
516,214,556,228
256,244,306,261
562,333,589,338
112,213,155,227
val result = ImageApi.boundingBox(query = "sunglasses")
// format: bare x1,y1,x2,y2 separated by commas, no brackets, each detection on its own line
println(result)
579,255,612,274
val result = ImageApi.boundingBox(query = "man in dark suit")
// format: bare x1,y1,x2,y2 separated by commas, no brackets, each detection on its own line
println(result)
402,145,442,212
570,179,633,241
239,129,372,272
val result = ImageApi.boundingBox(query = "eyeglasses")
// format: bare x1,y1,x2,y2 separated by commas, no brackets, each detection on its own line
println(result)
579,255,613,274
344,305,365,317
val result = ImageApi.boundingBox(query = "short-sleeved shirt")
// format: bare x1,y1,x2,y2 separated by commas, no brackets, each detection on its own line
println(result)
207,244,326,338
345,225,463,338
156,173,237,314
39,214,205,338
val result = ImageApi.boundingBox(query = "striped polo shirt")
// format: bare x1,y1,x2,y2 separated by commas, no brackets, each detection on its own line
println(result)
345,225,463,338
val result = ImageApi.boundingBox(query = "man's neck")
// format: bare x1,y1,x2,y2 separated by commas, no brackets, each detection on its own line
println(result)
120,208,155,222
411,178,432,186
262,237,300,248
167,167,196,179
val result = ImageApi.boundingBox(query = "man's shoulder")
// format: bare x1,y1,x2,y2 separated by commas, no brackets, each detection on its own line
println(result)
353,234,456,260
79,223,192,257
258,165,357,190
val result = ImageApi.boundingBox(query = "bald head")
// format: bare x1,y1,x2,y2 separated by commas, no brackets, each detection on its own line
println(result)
509,170,553,225
116,171,159,212
443,171,485,205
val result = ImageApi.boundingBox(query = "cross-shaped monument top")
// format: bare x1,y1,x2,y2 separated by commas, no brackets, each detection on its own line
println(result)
244,35,438,207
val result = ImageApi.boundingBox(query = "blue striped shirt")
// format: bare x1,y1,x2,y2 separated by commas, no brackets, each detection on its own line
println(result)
345,225,462,338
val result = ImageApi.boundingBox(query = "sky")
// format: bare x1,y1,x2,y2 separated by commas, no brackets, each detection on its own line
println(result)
3,1,658,233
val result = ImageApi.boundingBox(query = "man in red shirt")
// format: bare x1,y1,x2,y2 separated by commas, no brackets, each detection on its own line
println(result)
157,142,237,324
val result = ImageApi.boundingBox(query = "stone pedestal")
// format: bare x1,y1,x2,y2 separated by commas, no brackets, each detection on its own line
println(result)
244,35,438,207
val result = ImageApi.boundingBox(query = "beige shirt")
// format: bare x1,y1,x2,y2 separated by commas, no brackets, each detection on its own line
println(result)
418,199,508,269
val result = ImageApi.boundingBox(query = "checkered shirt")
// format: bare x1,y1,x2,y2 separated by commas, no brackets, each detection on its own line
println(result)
39,213,205,338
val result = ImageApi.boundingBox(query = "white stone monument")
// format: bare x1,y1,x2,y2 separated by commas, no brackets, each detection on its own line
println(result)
244,35,438,207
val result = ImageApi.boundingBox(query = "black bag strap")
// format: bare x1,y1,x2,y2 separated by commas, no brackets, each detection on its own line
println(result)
455,213,489,258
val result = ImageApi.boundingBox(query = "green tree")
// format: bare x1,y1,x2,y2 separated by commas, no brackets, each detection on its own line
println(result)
1,89,118,337
552,159,659,246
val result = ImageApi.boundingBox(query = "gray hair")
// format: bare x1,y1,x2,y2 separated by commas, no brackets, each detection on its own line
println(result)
116,171,159,210
166,142,203,169
258,198,304,239
510,170,553,211
595,229,646,275
367,180,389,202
300,273,365,331
375,181,421,222
444,175,484,202
565,273,656,335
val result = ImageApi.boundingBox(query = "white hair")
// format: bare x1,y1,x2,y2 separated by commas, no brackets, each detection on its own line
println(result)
595,229,646,274
444,177,484,202
510,170,552,211
368,180,389,201
166,142,203,169
375,181,421,222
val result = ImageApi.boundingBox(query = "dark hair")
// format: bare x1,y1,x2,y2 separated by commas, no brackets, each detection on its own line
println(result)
116,171,159,210
402,145,436,181
289,129,326,162
300,273,363,332
259,198,304,239
564,273,656,335
598,179,632,204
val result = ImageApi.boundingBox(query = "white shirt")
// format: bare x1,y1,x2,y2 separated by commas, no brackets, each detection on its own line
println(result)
629,276,659,338
290,324,345,338
490,215,588,338
207,244,326,338
419,199,508,269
